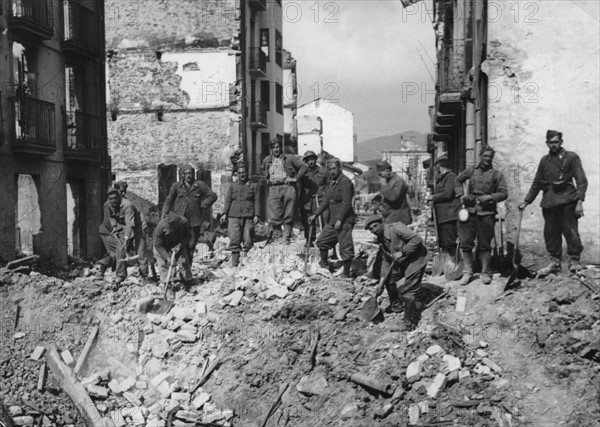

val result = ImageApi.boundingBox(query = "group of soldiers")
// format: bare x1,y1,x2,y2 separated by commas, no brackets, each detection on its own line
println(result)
94,130,588,331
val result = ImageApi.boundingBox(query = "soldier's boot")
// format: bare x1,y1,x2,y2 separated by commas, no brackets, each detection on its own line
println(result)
459,250,474,286
568,256,582,273
283,224,293,245
537,257,562,277
95,259,109,279
384,282,404,314
341,259,353,279
319,249,329,269
480,251,492,284
231,252,240,268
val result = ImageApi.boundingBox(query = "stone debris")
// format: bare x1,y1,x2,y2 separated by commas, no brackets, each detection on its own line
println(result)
296,373,329,396
30,346,45,361
60,350,75,367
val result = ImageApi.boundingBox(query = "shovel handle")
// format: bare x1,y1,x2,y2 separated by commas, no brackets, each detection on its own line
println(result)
513,210,524,265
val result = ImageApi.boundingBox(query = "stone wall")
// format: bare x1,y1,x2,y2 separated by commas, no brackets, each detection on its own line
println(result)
486,1,600,262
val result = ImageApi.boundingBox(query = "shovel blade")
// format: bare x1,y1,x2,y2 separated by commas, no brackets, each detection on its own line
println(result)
359,296,381,322
444,260,464,281
431,254,444,276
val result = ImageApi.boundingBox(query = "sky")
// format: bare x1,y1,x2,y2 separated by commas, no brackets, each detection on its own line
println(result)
283,0,437,142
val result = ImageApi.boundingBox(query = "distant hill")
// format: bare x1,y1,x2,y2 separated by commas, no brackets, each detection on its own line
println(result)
355,131,428,163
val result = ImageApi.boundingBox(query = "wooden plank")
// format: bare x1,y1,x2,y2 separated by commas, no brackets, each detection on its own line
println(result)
44,345,103,427
37,362,46,392
74,326,99,375
6,255,39,270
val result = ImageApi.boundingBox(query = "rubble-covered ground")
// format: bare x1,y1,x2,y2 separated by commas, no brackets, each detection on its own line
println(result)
1,217,600,427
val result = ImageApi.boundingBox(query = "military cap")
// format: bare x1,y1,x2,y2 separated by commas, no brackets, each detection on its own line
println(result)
435,152,449,164
303,150,317,160
376,161,392,172
107,188,120,197
546,130,562,141
364,214,383,230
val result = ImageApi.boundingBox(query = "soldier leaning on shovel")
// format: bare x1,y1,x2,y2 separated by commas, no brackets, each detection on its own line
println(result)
221,163,260,267
455,146,508,286
518,130,588,276
426,153,461,266
364,215,428,332
96,188,144,286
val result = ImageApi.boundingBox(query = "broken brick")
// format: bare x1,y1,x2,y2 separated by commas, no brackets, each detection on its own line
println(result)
61,350,75,366
30,346,46,361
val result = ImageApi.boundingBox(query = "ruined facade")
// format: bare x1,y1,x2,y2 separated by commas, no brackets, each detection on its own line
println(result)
105,0,284,214
283,49,297,152
0,0,109,263
431,0,599,261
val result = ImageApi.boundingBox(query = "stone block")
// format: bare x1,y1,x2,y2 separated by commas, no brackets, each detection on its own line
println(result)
406,360,422,383
192,392,211,409
30,346,46,361
120,376,137,392
61,350,75,366
87,384,109,399
427,373,446,398
426,345,444,356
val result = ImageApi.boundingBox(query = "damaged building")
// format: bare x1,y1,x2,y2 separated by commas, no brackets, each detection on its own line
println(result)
429,0,599,261
105,0,284,216
0,0,110,263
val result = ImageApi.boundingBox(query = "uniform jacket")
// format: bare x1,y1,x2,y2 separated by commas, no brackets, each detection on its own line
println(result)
162,180,217,228
380,222,428,277
99,198,142,238
153,214,191,261
315,173,356,225
431,170,461,224
223,181,260,218
299,165,329,210
261,154,308,182
524,148,588,209
455,163,508,215
380,173,412,225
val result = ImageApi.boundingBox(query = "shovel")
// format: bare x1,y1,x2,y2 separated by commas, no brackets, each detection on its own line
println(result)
139,250,176,315
505,209,528,292
444,240,464,281
303,224,314,274
431,207,444,276
359,259,397,322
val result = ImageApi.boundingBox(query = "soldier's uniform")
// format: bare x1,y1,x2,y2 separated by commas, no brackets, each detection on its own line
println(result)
223,179,260,266
430,156,461,257
299,151,329,242
377,162,412,225
153,213,193,284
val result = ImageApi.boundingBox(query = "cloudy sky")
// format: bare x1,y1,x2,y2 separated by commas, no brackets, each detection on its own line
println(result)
283,0,436,142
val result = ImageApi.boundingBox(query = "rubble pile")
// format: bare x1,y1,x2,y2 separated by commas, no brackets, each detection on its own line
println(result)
1,249,600,426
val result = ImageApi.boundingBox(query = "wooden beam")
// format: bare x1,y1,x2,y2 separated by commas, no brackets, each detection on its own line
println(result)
45,345,103,427
74,326,99,375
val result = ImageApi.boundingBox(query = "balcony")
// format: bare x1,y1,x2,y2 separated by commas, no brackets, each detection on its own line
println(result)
10,96,56,156
65,111,101,162
248,0,267,12
62,0,99,59
7,0,54,40
249,48,268,79
250,101,268,128
438,39,465,94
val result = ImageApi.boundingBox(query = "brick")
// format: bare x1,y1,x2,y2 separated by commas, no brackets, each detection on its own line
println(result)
123,391,143,406
227,290,244,307
427,373,446,398
30,346,46,361
455,296,467,312
196,301,207,314
87,385,109,399
192,392,211,409
108,379,121,394
147,313,162,324
61,350,75,366
136,381,148,389
426,345,444,356
12,416,34,425
171,392,191,402
120,376,137,392
406,360,422,383
177,330,197,343
445,355,461,372
408,403,420,425
81,373,101,387
156,380,171,398
150,372,171,388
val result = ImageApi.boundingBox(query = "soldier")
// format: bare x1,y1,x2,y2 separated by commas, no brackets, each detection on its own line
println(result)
519,130,588,275
299,150,328,244
96,188,140,286
377,161,412,225
113,181,151,283
261,138,308,244
365,215,428,331
221,163,260,267
426,153,461,262
455,146,508,285
309,159,355,278
153,212,193,290
162,165,218,260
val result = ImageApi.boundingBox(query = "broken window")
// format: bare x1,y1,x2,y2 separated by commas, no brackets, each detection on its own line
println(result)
275,83,283,114
65,66,81,148
67,180,86,259
275,30,282,67
16,174,41,256
260,80,270,111
260,29,269,61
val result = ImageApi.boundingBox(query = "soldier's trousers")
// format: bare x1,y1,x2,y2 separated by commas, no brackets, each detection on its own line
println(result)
316,223,354,261
99,234,127,279
437,221,458,253
543,201,583,260
267,184,296,227
228,217,255,253
458,213,495,252
154,248,192,283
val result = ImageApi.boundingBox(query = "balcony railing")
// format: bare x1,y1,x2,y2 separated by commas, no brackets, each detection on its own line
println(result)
438,39,465,93
249,48,268,78
11,96,56,155
250,101,268,128
66,111,100,151
248,0,267,11
7,0,54,40
62,0,98,58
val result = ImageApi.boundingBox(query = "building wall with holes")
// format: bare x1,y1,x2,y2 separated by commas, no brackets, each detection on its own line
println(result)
486,1,600,263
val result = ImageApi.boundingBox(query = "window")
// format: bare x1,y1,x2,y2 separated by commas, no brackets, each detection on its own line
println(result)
260,29,269,61
275,83,283,114
260,80,270,111
275,30,282,67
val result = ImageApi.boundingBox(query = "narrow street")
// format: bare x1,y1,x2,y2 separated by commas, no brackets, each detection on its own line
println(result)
1,210,599,426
